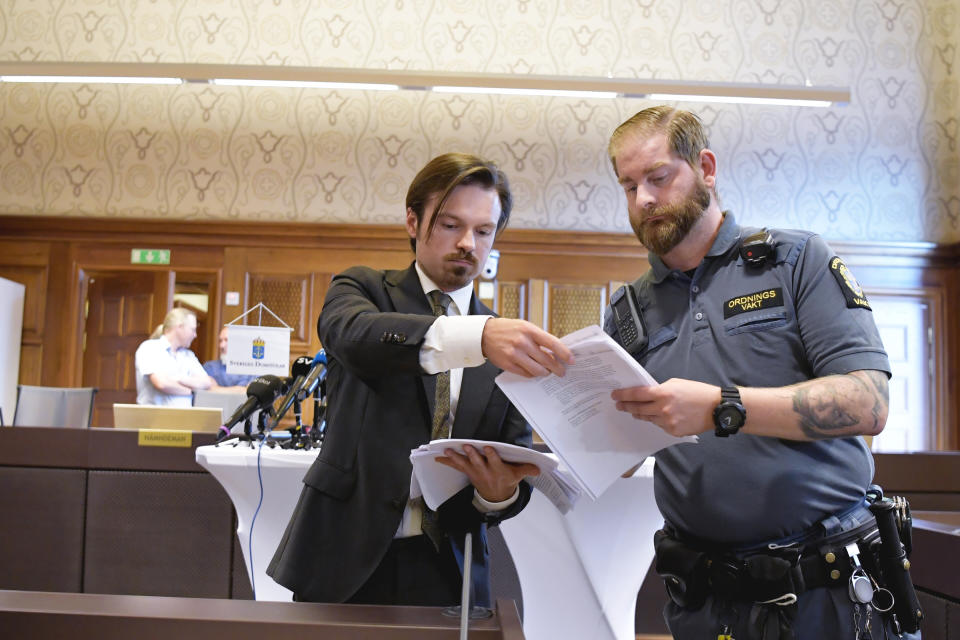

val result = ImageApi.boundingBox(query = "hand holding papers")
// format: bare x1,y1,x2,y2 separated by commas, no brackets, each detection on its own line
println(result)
409,439,583,514
495,324,695,501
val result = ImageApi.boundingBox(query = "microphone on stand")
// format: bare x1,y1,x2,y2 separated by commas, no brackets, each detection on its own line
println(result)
297,351,328,441
269,355,313,430
216,375,287,443
298,350,328,401
269,350,326,430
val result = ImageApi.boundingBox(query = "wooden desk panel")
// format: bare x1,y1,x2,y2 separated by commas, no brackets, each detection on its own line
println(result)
0,467,86,592
0,426,217,472
0,591,525,639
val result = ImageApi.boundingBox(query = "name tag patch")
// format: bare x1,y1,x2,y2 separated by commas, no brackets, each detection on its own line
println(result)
829,256,871,310
724,287,783,318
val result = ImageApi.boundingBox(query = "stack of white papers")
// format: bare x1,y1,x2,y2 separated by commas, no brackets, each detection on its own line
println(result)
409,439,583,514
496,325,695,501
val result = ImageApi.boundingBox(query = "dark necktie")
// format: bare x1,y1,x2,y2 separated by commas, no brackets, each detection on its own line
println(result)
420,290,453,550
428,290,453,441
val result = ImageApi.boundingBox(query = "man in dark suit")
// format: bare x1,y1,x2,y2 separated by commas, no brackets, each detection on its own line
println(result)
268,153,572,607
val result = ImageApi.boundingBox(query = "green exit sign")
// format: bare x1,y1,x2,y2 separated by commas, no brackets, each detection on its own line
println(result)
131,248,170,265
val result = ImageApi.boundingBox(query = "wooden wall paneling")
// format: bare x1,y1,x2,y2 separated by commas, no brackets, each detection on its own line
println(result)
246,272,310,344
311,271,333,351
15,345,42,387
0,265,45,386
527,279,547,329
497,281,526,320
0,265,45,337
493,233,648,336
233,248,316,358
0,217,956,449
0,240,50,386
221,247,250,328
497,250,648,285
547,282,607,338
32,241,73,388
71,243,225,271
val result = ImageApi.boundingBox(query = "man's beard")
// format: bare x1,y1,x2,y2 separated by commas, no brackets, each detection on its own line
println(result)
631,177,711,256
438,251,479,289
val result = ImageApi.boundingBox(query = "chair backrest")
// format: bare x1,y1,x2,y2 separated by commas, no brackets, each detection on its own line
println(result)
12,385,97,428
192,389,256,426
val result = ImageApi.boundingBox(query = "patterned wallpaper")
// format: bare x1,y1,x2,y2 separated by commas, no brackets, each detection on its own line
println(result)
0,0,956,243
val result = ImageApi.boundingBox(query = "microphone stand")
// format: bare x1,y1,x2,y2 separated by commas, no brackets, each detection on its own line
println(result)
256,410,269,441
442,526,493,638
293,396,303,432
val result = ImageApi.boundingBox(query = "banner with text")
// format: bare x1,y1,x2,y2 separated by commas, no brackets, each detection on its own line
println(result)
224,325,290,376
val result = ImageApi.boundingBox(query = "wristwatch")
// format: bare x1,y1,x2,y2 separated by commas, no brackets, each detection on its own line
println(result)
713,386,746,437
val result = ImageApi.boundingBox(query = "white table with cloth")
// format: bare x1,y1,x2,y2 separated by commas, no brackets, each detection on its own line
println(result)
195,442,661,640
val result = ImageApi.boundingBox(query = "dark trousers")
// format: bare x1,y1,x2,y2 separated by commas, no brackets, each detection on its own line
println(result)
344,535,464,607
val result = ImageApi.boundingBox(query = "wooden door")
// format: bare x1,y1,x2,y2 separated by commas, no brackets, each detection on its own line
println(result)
82,271,173,427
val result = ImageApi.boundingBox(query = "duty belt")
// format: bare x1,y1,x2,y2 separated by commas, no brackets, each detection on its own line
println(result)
654,491,923,636
654,517,880,610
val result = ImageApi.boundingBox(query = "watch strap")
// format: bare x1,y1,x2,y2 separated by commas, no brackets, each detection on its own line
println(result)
720,386,742,405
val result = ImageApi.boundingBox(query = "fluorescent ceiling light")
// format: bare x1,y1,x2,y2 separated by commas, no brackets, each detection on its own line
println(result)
211,78,398,91
0,62,849,107
1,75,182,85
433,85,617,99
647,93,833,108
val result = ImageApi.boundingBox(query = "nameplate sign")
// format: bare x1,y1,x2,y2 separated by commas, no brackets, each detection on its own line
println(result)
138,430,193,448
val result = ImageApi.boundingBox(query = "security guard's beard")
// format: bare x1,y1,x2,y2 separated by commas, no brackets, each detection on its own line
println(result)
632,176,712,256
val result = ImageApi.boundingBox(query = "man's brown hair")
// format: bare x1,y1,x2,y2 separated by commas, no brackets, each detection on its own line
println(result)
406,153,512,251
608,106,710,176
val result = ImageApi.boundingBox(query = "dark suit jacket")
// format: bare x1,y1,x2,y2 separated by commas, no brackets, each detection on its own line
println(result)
267,263,532,603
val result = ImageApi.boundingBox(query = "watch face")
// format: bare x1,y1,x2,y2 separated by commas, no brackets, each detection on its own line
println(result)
716,404,745,430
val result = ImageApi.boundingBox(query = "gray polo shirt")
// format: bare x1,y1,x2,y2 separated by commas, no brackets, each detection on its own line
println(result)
605,213,890,545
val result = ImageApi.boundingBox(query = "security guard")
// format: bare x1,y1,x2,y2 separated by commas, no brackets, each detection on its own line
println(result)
604,106,921,639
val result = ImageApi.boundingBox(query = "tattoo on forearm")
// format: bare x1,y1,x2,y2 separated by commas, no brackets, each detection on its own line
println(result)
862,369,889,430
791,371,888,440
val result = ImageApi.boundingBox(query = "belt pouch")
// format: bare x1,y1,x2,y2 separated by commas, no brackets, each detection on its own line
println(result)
654,528,708,610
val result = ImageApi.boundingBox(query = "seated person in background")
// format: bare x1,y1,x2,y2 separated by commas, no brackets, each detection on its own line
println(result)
135,308,214,406
203,326,256,392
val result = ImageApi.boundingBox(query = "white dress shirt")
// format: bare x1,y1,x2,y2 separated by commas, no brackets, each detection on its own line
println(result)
393,263,519,538
134,335,206,407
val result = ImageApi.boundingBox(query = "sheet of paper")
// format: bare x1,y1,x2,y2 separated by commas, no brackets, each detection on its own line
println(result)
496,324,694,500
528,465,582,514
409,438,559,510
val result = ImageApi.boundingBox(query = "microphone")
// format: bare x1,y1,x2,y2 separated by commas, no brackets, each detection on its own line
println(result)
269,354,318,429
216,374,287,442
297,350,328,400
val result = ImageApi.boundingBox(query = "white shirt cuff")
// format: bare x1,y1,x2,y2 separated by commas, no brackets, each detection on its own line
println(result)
472,486,520,513
420,314,491,374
